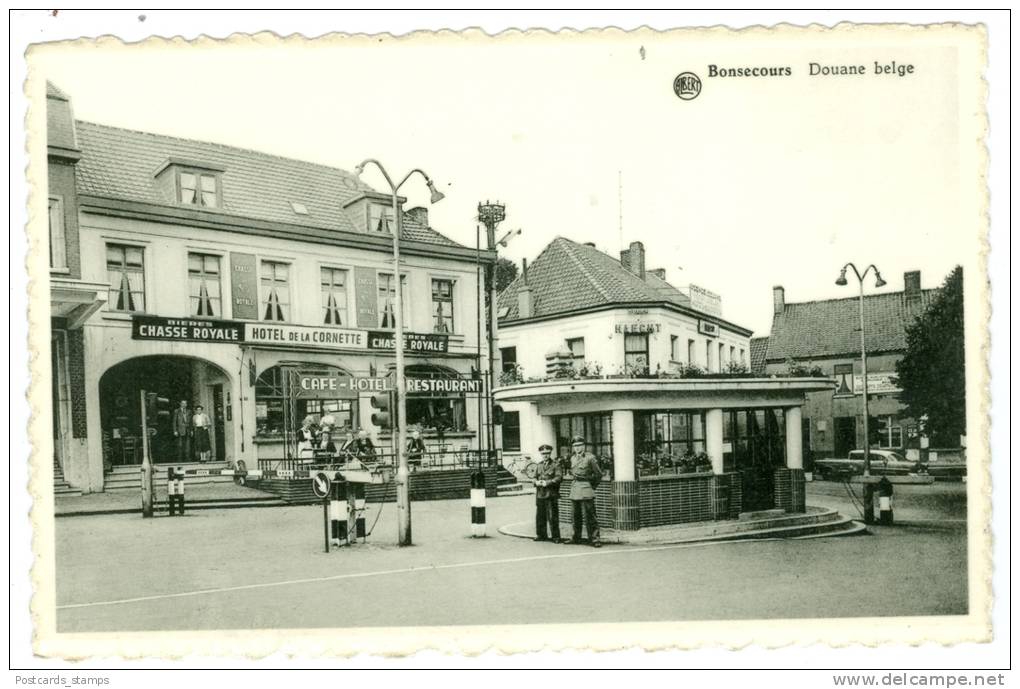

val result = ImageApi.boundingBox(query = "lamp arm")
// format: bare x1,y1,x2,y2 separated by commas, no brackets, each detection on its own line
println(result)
396,168,431,192
355,158,397,193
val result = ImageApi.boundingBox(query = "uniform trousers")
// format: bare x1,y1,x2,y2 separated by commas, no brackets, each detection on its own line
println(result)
535,497,561,540
571,499,600,543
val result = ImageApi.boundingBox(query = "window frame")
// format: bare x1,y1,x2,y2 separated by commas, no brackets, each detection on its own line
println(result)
377,271,410,330
48,196,67,271
430,278,456,334
500,346,518,374
187,252,223,318
502,411,522,452
176,168,222,209
368,203,397,234
624,332,650,374
320,265,350,326
259,259,292,322
565,337,586,366
876,415,904,449
105,242,147,313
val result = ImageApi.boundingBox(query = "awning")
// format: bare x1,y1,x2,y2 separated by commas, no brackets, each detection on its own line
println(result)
51,277,108,329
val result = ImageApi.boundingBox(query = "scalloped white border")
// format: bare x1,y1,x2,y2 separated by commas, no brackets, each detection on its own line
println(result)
21,22,991,660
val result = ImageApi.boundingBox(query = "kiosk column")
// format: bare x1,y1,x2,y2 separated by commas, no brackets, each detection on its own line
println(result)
610,410,639,530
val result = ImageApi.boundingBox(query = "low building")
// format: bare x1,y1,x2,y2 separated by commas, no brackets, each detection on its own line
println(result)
47,84,495,493
494,237,830,530
757,274,941,466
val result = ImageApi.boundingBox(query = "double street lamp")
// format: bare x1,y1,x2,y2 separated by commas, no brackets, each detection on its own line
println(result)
835,262,887,480
354,159,444,547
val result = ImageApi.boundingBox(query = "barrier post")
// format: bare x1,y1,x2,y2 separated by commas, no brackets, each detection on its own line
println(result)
140,390,154,518
878,477,894,525
322,496,330,553
470,470,486,537
330,479,349,548
352,483,367,541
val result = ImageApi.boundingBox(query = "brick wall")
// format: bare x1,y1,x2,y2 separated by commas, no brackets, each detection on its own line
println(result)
48,160,81,278
67,329,87,438
557,479,614,529
773,468,806,512
638,473,715,527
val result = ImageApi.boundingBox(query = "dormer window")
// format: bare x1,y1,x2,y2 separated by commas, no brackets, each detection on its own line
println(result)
153,158,225,210
369,204,396,233
180,170,219,207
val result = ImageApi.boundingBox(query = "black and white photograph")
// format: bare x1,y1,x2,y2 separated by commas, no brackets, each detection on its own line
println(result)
11,11,1007,672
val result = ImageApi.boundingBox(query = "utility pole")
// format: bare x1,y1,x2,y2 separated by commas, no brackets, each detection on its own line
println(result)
140,390,153,518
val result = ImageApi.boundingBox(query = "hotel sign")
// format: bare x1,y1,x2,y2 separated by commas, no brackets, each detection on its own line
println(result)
295,373,394,399
229,252,259,320
132,315,366,350
132,316,243,343
367,331,450,353
406,378,482,396
244,323,366,349
697,320,720,337
853,373,901,395
689,284,722,317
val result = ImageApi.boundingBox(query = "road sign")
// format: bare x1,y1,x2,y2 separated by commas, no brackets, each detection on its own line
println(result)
310,471,332,499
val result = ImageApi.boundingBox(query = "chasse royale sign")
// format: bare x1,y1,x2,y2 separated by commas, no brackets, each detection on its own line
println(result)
132,315,448,353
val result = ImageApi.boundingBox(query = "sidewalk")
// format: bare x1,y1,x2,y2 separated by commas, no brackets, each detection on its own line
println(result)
55,482,281,517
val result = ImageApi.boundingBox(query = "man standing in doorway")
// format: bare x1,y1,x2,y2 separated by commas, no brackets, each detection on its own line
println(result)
533,444,562,542
172,399,191,462
567,435,602,547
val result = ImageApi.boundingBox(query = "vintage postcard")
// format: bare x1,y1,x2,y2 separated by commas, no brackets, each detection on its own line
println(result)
23,23,990,659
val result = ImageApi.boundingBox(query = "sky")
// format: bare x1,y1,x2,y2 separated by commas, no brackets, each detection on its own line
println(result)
30,27,977,335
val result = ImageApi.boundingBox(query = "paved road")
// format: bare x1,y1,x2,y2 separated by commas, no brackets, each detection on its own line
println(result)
55,482,968,632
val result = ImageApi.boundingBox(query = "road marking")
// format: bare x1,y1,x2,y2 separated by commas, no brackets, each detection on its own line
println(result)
57,539,750,611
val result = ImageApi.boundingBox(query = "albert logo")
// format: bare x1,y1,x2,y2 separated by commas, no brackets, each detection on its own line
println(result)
673,72,702,100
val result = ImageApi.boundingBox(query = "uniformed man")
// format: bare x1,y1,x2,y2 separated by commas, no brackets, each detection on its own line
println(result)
567,435,602,547
533,444,563,543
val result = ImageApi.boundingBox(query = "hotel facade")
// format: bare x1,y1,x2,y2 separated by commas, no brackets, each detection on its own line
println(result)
45,83,494,494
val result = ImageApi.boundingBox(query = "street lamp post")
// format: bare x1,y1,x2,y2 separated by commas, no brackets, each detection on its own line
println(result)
836,262,887,523
355,159,444,547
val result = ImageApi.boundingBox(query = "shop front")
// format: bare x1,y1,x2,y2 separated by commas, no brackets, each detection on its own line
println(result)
495,377,834,530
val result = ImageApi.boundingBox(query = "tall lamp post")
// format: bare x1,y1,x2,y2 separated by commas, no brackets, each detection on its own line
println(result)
836,262,887,522
355,159,444,547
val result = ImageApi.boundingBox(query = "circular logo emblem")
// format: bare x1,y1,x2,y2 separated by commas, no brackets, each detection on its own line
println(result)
673,72,702,101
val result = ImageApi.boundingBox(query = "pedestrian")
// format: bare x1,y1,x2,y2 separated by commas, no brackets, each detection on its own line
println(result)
296,415,317,462
354,429,377,463
533,443,563,542
171,399,191,462
319,414,337,459
407,428,426,470
567,435,601,547
192,405,213,463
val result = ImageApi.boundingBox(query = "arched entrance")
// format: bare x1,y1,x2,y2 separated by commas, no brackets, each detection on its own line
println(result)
99,356,232,465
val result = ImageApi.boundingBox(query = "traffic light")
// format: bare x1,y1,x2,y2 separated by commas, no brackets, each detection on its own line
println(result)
492,404,505,426
145,392,172,424
370,392,393,428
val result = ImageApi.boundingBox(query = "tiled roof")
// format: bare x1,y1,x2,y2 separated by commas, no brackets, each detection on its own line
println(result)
497,237,692,321
749,337,769,375
73,121,461,247
765,289,938,361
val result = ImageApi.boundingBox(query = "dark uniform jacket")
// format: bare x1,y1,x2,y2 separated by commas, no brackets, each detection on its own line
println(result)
568,452,602,500
533,458,563,500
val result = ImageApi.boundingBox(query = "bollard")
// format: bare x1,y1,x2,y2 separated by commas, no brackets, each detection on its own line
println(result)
168,467,186,516
329,479,349,547
878,477,894,525
351,483,367,541
470,471,486,537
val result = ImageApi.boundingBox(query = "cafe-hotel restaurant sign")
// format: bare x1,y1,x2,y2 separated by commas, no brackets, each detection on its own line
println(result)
131,315,451,353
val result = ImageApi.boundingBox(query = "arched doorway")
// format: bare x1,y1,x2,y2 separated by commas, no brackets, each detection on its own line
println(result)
99,356,232,466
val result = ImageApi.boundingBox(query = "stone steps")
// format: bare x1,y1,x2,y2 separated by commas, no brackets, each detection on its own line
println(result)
104,462,234,491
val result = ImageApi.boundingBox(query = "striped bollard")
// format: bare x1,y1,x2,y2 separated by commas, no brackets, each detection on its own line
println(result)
878,477,894,526
330,480,349,547
168,467,185,516
470,471,486,537
352,483,367,541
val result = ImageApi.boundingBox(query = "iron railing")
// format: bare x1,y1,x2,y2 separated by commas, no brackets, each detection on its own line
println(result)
258,448,499,475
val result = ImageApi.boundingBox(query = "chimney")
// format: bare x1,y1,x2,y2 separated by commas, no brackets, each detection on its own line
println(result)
517,258,533,319
904,271,921,300
773,285,785,315
405,206,429,227
628,241,645,279
648,268,666,280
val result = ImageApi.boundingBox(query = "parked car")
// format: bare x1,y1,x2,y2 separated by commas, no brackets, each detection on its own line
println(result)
814,450,920,481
